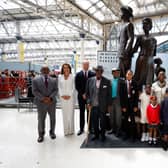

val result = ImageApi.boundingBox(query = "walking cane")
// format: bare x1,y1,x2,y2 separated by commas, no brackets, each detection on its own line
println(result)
84,105,92,144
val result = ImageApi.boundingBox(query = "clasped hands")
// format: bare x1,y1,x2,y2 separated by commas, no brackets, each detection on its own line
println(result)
42,97,53,104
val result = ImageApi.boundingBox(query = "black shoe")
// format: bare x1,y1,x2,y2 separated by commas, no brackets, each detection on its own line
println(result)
91,135,99,141
115,131,121,137
130,137,136,143
77,130,84,136
161,141,167,151
37,136,44,143
107,130,113,134
50,133,56,139
101,135,106,142
89,129,94,134
122,135,129,141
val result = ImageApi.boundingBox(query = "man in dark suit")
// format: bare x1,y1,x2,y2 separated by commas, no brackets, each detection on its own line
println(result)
86,65,111,141
120,70,138,141
32,66,58,143
75,60,95,136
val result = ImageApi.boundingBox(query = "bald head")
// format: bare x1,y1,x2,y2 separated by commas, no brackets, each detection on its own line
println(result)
82,60,89,71
40,66,50,75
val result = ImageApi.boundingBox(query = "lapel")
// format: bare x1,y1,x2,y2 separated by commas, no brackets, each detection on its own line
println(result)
125,80,128,94
48,77,52,89
93,77,96,89
40,76,51,90
80,71,85,81
40,76,46,90
99,77,103,92
88,70,91,78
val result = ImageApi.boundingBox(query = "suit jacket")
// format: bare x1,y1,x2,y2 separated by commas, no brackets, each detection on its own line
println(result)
75,70,95,96
32,75,58,106
86,76,111,113
120,79,138,109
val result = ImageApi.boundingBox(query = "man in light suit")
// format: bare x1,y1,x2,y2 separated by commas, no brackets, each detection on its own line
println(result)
86,65,111,141
32,66,58,143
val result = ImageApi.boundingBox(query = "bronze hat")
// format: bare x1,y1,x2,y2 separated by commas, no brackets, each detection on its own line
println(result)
120,6,133,17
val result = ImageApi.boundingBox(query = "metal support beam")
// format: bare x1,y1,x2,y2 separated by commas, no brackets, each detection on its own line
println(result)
1,22,10,36
16,0,103,40
101,0,121,18
66,0,102,25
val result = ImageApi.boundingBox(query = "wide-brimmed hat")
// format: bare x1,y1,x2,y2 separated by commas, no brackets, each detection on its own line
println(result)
93,65,104,71
112,68,120,73
120,6,133,17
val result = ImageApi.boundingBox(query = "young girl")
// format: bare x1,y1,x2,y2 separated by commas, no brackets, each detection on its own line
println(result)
147,95,160,145
160,88,168,150
139,84,151,142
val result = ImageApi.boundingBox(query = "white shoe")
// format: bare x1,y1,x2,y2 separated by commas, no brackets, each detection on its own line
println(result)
153,140,157,145
141,133,146,142
145,133,149,141
153,138,157,145
148,140,152,145
148,137,152,145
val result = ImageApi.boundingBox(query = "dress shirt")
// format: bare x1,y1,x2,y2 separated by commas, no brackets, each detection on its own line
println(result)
127,80,132,98
112,78,118,98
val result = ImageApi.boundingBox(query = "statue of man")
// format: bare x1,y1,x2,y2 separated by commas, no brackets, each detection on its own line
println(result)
133,18,157,91
118,6,134,78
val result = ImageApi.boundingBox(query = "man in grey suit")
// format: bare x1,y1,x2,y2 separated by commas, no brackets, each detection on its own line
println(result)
108,68,123,137
86,65,111,141
32,66,58,143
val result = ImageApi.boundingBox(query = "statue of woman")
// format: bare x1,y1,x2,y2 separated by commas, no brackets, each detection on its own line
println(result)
133,18,157,91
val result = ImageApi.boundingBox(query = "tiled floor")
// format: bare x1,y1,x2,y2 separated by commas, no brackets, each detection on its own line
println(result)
0,108,167,168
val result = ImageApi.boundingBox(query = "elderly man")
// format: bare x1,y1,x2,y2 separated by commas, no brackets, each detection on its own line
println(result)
75,60,95,136
108,68,123,137
32,66,58,143
86,65,111,141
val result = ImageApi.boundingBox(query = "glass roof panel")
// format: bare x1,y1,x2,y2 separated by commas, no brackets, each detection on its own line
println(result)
93,11,104,21
96,1,104,8
88,6,97,14
29,0,55,6
89,0,99,3
120,0,167,19
0,0,20,9
75,0,92,10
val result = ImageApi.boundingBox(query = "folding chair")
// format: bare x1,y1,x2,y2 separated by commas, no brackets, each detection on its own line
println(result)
14,87,33,112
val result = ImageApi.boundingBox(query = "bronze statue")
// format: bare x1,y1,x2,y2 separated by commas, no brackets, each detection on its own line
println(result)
133,18,157,90
118,6,134,78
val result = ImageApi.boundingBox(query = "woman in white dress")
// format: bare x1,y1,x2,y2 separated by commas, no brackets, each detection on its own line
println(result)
58,63,75,136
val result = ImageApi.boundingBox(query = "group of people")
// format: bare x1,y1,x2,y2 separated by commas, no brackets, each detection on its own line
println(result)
31,5,168,151
32,61,95,143
31,59,168,151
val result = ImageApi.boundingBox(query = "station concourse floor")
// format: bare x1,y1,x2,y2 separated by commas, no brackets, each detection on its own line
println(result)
0,108,168,168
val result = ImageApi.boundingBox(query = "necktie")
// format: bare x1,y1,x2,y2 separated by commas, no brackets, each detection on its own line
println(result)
84,71,87,79
45,77,48,88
